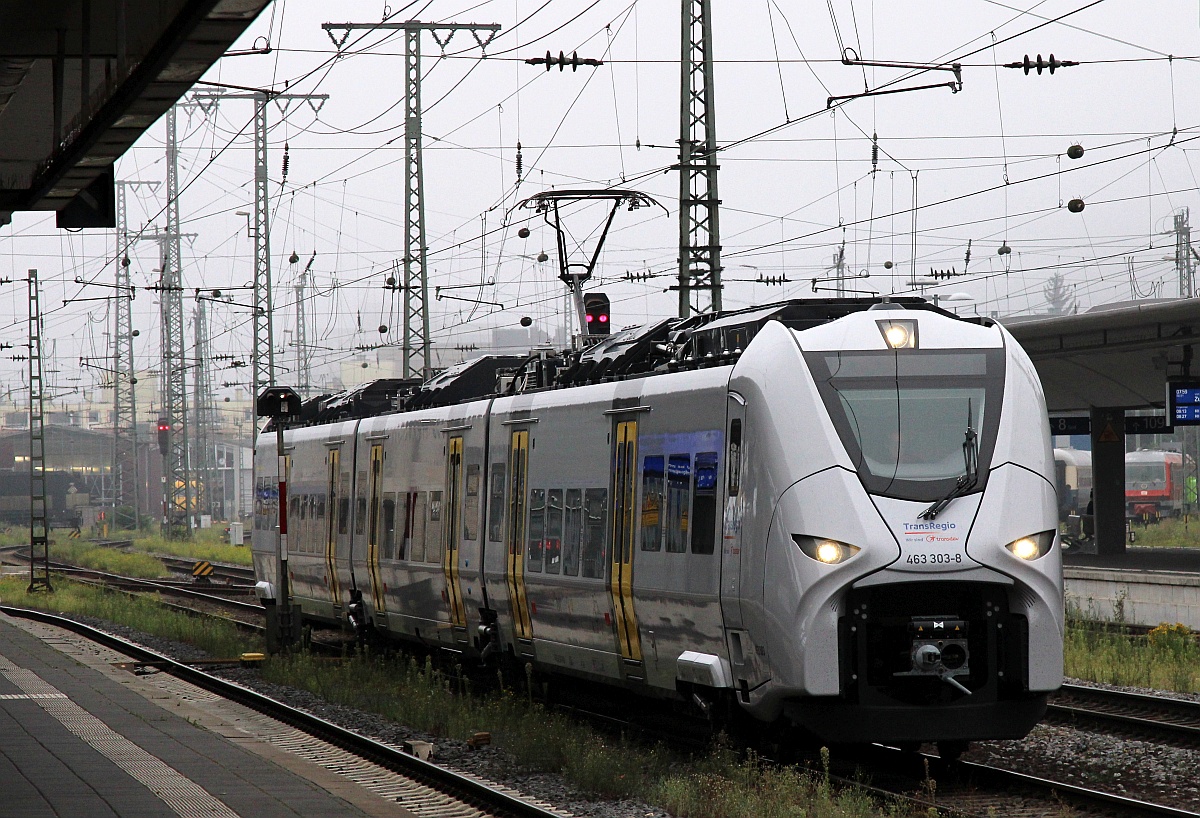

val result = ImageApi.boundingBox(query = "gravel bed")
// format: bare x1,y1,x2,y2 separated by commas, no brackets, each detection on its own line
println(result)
961,678,1200,812
47,614,1200,816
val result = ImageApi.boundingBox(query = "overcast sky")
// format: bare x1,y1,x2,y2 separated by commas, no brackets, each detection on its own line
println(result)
3,0,1199,406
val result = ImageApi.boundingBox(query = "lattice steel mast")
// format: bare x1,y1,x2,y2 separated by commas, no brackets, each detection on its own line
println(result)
294,253,313,396
677,0,722,317
322,19,499,378
161,104,192,538
28,269,51,593
1173,208,1195,299
192,298,215,517
113,180,152,529
190,91,328,403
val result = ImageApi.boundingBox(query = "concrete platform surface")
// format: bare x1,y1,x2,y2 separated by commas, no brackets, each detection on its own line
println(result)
1063,547,1200,628
1063,545,1200,574
0,612,409,818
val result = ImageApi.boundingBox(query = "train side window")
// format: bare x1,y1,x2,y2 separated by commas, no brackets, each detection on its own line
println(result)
666,454,691,553
338,498,350,535
640,455,664,551
464,464,481,541
316,495,326,519
692,452,718,555
563,489,582,576
545,489,564,574
488,465,506,542
728,420,742,497
581,489,608,579
409,492,427,562
355,497,367,535
426,490,444,563
382,493,397,560
527,488,546,572
289,495,300,526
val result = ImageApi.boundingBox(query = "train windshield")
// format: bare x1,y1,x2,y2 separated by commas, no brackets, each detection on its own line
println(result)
1126,463,1166,490
807,349,1005,501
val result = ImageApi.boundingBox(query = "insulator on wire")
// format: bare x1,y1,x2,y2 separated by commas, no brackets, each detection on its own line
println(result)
281,142,290,180
515,142,523,182
1004,53,1078,74
871,133,879,170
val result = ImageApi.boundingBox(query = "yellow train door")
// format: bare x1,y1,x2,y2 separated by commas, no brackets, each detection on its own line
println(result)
325,448,342,608
443,436,468,628
366,444,386,616
505,430,533,641
610,420,642,664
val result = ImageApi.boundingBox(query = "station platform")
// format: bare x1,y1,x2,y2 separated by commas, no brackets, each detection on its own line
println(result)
1063,545,1200,574
0,612,406,818
1062,546,1200,628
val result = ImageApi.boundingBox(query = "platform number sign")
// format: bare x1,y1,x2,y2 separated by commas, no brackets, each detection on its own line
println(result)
1048,416,1090,435
1170,382,1200,426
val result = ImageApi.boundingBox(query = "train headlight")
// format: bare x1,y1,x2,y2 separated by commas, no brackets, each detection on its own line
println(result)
1005,531,1055,561
876,318,918,349
793,535,861,564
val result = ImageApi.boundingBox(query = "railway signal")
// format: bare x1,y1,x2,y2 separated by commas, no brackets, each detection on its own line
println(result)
584,292,610,336
156,418,170,455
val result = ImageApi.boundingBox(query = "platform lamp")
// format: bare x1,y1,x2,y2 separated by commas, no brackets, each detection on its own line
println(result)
256,386,301,652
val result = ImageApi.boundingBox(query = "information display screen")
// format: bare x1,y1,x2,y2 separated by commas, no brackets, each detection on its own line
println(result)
1169,382,1200,425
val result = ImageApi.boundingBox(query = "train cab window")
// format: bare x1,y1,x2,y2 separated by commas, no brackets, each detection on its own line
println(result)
355,497,367,535
545,489,564,574
563,489,582,576
640,456,664,551
666,455,691,553
728,420,742,497
426,491,444,563
338,498,350,535
581,488,608,579
488,465,506,542
382,493,397,560
807,349,1004,501
408,492,427,562
692,452,718,555
527,489,546,572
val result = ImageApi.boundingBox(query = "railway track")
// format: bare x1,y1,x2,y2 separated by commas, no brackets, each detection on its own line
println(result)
1047,683,1200,745
0,605,570,818
849,743,1200,818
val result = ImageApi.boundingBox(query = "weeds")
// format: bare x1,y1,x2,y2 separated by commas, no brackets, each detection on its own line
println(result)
1065,598,1200,693
0,575,256,658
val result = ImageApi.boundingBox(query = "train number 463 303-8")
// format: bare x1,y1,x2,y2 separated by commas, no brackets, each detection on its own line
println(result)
905,552,964,565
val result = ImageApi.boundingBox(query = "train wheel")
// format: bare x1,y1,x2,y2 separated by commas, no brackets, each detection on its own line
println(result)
937,740,968,762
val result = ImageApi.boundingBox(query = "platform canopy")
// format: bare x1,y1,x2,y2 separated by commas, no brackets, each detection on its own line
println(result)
0,0,270,228
1002,298,1200,413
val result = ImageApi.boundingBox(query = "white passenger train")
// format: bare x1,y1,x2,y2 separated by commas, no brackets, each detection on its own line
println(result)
253,298,1063,749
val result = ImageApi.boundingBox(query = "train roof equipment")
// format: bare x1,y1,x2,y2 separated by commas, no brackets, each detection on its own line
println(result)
289,297,986,427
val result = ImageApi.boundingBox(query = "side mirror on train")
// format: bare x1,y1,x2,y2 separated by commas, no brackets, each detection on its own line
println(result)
257,386,302,421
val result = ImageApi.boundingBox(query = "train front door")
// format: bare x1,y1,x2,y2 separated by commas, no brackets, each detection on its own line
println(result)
505,430,534,651
609,418,644,678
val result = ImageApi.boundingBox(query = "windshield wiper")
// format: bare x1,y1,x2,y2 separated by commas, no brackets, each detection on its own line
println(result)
919,423,979,520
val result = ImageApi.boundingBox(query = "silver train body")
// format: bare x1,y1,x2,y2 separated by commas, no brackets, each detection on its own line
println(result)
253,301,1063,744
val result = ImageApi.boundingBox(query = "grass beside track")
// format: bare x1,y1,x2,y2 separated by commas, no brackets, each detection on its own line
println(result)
1125,516,1200,548
0,575,255,658
0,578,913,818
112,527,254,566
1064,598,1200,692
